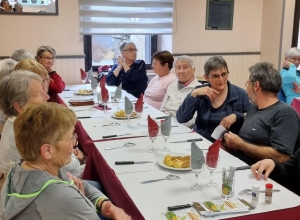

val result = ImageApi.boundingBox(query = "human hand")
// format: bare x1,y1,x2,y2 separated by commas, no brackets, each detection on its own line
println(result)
292,82,300,94
251,159,275,180
66,171,85,196
117,56,125,66
191,87,219,100
101,200,131,220
283,60,292,69
73,147,85,165
220,114,236,130
223,131,244,150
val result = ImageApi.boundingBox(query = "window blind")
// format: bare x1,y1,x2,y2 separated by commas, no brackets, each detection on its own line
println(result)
79,0,173,35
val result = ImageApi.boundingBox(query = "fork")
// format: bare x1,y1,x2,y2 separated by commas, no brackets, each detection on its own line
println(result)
73,107,93,112
93,122,120,127
238,189,280,195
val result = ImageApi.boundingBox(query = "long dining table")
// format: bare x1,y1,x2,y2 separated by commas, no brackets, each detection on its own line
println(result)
58,84,300,220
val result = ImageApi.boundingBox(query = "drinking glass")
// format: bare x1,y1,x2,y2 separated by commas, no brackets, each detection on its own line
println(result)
81,75,87,85
115,91,122,110
101,93,109,114
124,108,133,127
190,157,204,191
148,126,159,153
135,106,143,126
161,127,171,152
205,155,220,187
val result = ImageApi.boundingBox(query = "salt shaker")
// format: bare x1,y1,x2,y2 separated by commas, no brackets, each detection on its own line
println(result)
265,183,273,204
252,184,260,206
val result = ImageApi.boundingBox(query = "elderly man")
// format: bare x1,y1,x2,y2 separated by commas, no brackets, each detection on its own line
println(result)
160,55,201,128
177,56,251,142
224,62,300,165
0,71,49,172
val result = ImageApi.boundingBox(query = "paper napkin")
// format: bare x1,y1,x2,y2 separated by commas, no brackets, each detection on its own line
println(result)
135,93,143,113
124,96,133,115
115,82,122,100
191,141,205,170
147,115,159,138
161,114,172,137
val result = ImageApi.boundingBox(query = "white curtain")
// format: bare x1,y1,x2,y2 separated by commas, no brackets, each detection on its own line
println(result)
79,0,173,35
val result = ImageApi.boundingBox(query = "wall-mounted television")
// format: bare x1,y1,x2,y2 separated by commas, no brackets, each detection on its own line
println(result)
205,0,235,30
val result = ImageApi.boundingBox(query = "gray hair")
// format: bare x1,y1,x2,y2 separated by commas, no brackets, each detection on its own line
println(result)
285,47,300,58
0,70,42,117
248,62,281,94
36,46,56,59
0,59,18,81
173,55,195,69
204,56,229,76
119,41,136,51
10,49,34,62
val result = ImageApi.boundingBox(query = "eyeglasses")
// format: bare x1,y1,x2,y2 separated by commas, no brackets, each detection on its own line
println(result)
209,72,228,79
41,56,55,61
289,57,300,62
122,48,138,53
244,81,255,88
56,133,78,147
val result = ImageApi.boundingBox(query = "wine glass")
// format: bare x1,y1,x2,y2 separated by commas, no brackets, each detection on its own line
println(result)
124,107,133,127
101,92,109,114
115,91,122,110
135,105,143,126
148,126,159,153
161,127,171,152
205,154,220,187
190,156,204,191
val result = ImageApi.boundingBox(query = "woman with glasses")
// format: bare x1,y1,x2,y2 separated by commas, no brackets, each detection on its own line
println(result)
280,47,300,105
1,103,131,220
106,41,148,98
36,46,66,101
177,56,251,142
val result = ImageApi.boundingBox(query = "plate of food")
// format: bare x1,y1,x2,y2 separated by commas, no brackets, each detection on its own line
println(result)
157,153,191,171
76,89,94,96
111,110,138,119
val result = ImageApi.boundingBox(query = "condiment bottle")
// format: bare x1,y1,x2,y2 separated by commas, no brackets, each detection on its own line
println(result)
265,183,273,204
252,184,260,206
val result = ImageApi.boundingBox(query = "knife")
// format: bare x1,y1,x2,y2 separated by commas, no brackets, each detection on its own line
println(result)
214,165,250,173
102,133,133,138
167,204,192,211
77,116,102,119
155,116,168,120
115,161,154,165
169,138,203,143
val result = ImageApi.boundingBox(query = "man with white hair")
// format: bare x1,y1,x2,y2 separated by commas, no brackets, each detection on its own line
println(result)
280,47,300,104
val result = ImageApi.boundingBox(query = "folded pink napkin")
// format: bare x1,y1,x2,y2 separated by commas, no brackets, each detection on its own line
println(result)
135,93,143,113
206,139,221,167
101,86,109,103
100,75,107,88
148,115,158,138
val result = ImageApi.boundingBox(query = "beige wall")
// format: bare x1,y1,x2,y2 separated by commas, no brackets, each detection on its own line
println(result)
173,0,263,53
0,0,83,56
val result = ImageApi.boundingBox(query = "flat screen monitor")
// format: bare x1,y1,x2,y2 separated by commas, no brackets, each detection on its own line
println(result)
205,0,235,30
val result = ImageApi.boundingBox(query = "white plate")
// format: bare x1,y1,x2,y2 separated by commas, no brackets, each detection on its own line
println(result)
75,92,94,96
157,153,191,171
111,112,139,120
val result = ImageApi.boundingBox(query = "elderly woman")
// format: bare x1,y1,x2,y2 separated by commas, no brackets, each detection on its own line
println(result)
1,103,131,220
160,55,201,128
13,2,23,12
0,59,18,136
36,46,66,96
144,50,177,109
280,47,300,104
106,41,148,98
177,56,251,142
0,71,49,173
10,49,34,62
15,59,50,94
14,59,86,178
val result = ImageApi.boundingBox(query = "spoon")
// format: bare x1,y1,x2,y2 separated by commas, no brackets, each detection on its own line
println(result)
94,122,120,127
140,174,181,184
105,142,136,150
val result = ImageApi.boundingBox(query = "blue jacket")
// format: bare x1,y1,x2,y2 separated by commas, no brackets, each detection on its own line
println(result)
176,81,251,140
106,60,148,98
280,64,300,105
